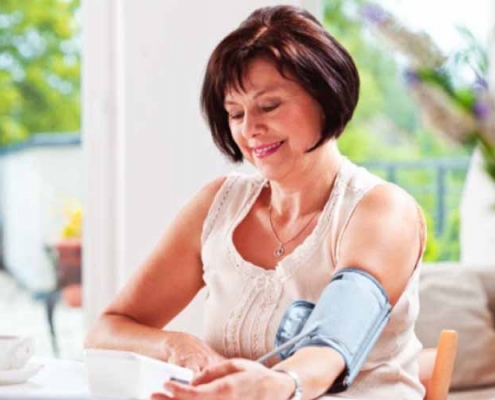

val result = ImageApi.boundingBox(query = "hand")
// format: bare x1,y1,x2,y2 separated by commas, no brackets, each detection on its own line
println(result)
162,332,226,373
151,358,295,400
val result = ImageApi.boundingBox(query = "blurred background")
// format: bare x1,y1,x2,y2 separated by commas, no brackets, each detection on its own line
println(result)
0,0,493,365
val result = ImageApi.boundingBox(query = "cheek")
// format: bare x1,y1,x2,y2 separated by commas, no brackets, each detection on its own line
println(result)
230,126,244,146
230,127,253,158
284,112,320,144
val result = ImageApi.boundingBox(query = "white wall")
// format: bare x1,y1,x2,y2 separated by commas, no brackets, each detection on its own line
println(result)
83,0,321,333
0,147,82,291
460,148,495,264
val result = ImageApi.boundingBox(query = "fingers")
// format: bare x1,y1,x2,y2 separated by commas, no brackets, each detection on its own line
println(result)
169,350,226,373
151,393,173,400
155,360,269,400
168,354,205,373
152,379,232,400
192,359,245,386
166,381,205,399
151,382,198,400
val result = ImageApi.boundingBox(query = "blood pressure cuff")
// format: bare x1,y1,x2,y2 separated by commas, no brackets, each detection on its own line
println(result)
274,268,392,393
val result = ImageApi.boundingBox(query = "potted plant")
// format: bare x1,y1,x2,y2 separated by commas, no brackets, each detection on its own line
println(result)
55,202,82,307
362,3,495,264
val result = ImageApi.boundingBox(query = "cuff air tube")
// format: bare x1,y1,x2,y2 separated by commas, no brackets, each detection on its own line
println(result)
274,268,392,393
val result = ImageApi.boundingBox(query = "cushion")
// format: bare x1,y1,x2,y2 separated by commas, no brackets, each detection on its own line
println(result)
416,263,495,390
448,386,495,400
476,267,495,319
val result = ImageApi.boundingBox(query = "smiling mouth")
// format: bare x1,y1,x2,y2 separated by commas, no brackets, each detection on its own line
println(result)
252,141,285,158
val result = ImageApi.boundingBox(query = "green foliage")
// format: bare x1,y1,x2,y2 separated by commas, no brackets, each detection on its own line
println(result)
0,0,80,146
436,208,461,260
323,0,469,261
452,25,489,81
415,129,464,158
423,212,439,261
323,0,420,162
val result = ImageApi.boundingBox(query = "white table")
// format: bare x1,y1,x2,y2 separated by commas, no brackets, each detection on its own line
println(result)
0,357,96,399
0,355,176,400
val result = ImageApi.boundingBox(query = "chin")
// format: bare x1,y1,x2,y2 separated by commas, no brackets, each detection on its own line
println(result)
243,150,293,181
254,163,291,182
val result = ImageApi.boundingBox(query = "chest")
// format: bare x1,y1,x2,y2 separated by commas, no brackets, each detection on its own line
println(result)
232,202,320,270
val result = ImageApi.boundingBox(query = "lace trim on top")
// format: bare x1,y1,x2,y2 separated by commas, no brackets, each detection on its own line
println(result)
201,174,240,246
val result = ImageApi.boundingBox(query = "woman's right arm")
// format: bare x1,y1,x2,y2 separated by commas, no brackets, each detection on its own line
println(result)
84,176,228,371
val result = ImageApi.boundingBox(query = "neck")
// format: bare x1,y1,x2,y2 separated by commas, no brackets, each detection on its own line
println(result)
268,141,343,223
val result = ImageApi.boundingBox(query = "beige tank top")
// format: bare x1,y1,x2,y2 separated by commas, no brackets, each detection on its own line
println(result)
200,158,426,400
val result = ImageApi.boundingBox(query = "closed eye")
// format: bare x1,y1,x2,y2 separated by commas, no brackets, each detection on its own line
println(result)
229,112,244,120
261,103,280,112
227,102,280,121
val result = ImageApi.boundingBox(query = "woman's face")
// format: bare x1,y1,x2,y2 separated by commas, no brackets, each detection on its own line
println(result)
224,57,325,181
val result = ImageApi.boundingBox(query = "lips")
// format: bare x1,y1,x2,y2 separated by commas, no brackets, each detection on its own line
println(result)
251,141,284,158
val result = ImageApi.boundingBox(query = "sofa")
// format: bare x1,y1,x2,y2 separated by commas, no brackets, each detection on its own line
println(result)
417,263,495,399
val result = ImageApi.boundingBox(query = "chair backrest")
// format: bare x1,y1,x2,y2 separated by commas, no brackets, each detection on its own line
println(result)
419,330,459,400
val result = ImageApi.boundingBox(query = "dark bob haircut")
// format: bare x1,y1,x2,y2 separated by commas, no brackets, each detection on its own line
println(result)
200,5,360,163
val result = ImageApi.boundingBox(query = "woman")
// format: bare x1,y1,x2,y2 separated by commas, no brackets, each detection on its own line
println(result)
85,5,426,400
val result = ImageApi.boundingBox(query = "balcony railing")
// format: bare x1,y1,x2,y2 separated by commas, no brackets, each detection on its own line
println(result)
363,158,470,236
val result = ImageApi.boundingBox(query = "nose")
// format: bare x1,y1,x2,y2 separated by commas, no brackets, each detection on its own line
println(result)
241,112,264,139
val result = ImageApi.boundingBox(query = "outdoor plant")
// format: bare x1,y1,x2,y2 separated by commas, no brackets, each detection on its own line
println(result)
362,2,495,184
321,0,472,261
56,199,82,308
0,0,80,147
61,200,82,239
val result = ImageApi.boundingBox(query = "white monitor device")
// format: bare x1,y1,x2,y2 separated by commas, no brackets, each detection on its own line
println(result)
84,349,194,399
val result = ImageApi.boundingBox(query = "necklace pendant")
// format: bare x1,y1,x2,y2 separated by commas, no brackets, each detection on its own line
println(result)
274,245,285,257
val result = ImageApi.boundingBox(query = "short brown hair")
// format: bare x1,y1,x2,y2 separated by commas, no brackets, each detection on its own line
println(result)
200,5,360,163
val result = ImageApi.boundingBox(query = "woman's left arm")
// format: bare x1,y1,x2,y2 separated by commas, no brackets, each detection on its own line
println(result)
266,184,423,399
151,184,423,400
337,182,423,306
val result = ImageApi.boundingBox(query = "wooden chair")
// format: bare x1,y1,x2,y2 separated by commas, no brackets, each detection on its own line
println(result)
419,330,459,400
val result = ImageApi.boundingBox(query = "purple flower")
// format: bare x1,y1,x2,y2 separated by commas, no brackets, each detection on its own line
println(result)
473,99,492,120
474,77,489,91
361,4,388,24
404,69,420,86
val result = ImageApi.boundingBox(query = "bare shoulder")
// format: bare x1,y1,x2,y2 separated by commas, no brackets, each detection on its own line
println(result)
195,176,228,212
341,182,420,256
177,175,228,228
338,183,421,304
355,183,418,224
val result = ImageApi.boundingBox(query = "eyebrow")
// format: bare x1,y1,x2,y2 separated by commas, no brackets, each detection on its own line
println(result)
224,87,281,106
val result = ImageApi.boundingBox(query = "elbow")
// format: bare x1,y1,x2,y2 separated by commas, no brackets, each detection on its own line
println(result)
84,328,98,350
84,320,101,350
83,310,133,350
84,312,112,350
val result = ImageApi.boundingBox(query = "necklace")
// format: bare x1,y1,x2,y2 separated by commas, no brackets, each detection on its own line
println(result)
268,205,320,257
